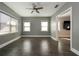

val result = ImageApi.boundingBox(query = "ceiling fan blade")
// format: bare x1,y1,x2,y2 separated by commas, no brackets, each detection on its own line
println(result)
36,10,40,13
37,7,43,9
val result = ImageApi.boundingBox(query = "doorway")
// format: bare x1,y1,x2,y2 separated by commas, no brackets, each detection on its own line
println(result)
56,7,72,55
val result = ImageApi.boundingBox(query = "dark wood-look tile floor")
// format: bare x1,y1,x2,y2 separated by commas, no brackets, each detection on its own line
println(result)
0,37,77,56
58,38,77,56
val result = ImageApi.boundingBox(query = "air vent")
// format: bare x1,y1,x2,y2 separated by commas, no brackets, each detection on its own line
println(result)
54,4,59,8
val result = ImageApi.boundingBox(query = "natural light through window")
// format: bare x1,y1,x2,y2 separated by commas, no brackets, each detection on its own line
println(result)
11,18,18,33
0,12,18,35
24,22,30,31
0,13,10,34
41,21,48,31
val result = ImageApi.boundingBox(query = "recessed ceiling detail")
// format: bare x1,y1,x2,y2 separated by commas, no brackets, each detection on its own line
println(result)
4,2,66,17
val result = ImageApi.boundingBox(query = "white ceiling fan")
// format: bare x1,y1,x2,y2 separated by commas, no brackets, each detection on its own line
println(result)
26,3,43,13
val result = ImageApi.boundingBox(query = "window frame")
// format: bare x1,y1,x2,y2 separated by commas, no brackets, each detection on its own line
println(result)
23,22,31,32
41,21,48,32
0,12,11,35
0,12,18,35
10,18,18,33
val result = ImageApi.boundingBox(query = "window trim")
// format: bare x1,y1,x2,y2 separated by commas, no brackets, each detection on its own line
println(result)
23,22,31,32
10,18,18,33
0,12,11,34
0,32,18,36
0,11,18,35
41,21,48,32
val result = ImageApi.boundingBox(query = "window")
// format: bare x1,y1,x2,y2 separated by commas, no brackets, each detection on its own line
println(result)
0,12,18,35
41,21,48,31
11,18,18,33
23,22,30,31
0,13,10,34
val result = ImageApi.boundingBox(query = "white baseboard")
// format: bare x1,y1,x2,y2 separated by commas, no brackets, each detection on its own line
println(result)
51,36,57,41
21,35,51,37
71,48,79,55
0,36,21,49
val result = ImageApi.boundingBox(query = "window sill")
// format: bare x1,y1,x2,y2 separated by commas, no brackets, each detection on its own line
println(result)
23,31,30,32
41,31,48,32
0,32,10,36
0,32,18,36
10,32,18,34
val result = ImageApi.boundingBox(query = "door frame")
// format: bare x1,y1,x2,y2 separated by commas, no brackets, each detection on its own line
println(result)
56,7,72,50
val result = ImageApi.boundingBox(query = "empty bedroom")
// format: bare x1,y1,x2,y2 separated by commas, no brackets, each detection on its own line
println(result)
0,2,79,56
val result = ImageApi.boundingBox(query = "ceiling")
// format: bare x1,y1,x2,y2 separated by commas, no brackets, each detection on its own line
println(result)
58,8,71,18
4,2,66,17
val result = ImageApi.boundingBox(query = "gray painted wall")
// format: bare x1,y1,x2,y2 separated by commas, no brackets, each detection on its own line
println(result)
1,2,79,53
0,3,21,45
51,17,56,38
22,17,51,35
51,2,79,51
